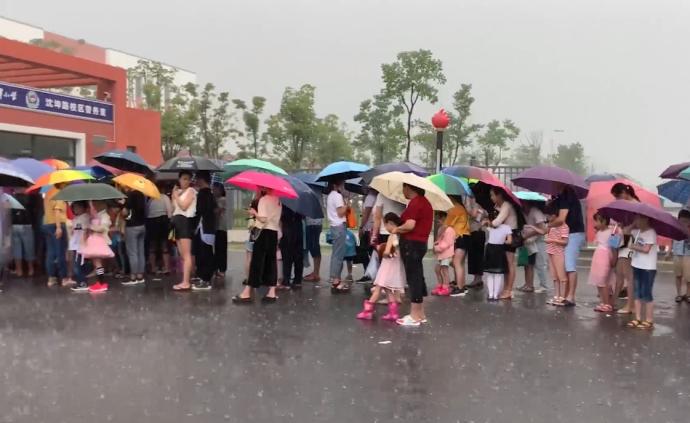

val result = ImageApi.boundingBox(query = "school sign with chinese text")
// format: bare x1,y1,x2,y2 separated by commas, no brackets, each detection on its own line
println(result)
0,81,113,123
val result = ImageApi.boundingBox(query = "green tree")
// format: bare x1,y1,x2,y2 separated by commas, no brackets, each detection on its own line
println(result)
353,94,405,165
196,83,238,159
510,130,544,166
445,84,483,166
233,96,267,158
476,119,520,166
412,120,437,169
380,49,446,161
306,114,353,168
549,142,587,175
263,84,317,169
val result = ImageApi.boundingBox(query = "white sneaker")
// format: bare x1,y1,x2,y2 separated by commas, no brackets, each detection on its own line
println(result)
71,285,89,292
534,288,546,294
122,279,139,286
136,279,146,285
396,315,422,327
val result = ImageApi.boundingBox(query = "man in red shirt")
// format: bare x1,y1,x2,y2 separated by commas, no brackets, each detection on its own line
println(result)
392,183,433,326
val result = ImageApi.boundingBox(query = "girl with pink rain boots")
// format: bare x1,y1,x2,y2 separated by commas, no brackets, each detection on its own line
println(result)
356,213,406,321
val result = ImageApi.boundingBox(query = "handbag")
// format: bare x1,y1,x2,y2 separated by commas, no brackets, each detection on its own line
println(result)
608,224,622,249
346,207,357,229
517,247,530,267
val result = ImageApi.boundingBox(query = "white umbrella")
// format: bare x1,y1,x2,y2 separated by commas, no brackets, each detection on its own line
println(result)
370,171,453,211
1,193,24,210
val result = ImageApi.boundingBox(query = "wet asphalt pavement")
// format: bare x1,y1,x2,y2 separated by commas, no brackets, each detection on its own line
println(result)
1,251,690,423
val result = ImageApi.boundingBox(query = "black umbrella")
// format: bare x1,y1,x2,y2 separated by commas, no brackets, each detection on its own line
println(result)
156,156,223,173
281,176,324,219
94,149,151,175
52,183,126,202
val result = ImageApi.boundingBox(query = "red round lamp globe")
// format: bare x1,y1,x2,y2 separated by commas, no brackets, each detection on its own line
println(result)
432,109,450,130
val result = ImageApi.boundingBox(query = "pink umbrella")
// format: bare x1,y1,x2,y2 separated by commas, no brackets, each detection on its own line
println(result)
226,170,298,199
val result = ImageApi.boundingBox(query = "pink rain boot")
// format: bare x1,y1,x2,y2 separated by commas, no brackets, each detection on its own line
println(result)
381,301,399,321
356,300,375,320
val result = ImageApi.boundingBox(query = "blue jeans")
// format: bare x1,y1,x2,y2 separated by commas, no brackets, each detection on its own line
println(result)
633,267,656,302
329,224,346,280
42,223,67,279
73,253,92,286
12,224,35,261
535,236,549,289
125,225,146,275
565,232,585,273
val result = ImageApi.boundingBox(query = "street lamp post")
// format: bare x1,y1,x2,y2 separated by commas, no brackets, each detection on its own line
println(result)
432,109,450,173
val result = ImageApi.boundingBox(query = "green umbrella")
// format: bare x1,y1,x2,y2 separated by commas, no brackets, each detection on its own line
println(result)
223,159,287,177
427,173,473,197
52,183,126,202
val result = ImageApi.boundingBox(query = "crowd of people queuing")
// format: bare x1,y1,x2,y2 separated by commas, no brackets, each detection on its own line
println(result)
6,164,687,331
7,171,228,293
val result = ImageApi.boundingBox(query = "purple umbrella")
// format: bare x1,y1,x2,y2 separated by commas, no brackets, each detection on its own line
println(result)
10,158,53,180
660,161,690,179
598,200,689,240
513,165,589,199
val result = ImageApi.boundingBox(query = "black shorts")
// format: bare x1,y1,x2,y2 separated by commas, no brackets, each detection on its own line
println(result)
527,253,537,266
454,235,470,251
172,215,195,240
146,216,170,250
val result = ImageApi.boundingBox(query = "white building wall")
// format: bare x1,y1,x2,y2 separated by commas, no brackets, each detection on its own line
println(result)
0,16,44,42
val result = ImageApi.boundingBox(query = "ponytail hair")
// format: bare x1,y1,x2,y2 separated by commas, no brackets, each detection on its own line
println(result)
610,182,640,201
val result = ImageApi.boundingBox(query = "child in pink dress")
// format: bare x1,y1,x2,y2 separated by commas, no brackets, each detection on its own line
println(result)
589,213,616,312
356,213,406,321
545,210,569,306
432,211,457,297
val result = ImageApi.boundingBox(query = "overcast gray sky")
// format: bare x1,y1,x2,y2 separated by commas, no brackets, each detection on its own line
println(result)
3,0,690,187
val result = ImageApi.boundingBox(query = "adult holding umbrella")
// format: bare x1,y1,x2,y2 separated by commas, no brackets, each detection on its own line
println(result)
191,171,217,291
227,171,296,303
170,171,198,291
293,173,326,283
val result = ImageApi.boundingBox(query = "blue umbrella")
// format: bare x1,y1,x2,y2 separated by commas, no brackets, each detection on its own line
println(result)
94,149,151,174
658,180,690,205
360,161,429,184
281,176,324,218
316,161,370,182
514,191,547,202
73,165,113,181
11,158,53,180
293,172,326,193
0,159,34,187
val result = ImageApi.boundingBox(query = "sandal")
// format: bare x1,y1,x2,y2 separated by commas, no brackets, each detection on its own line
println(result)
231,295,253,304
172,284,191,291
617,308,633,315
594,304,613,313
330,281,351,294
636,320,654,330
626,319,641,328
517,285,535,293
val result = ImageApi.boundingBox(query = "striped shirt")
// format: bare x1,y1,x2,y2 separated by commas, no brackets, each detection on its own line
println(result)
546,224,569,255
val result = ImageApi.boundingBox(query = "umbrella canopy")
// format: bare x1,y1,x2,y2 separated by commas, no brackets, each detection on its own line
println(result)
52,183,126,202
677,167,690,182
73,165,113,181
443,165,520,211
515,191,547,202
370,171,453,211
660,162,690,179
42,158,70,170
0,160,35,187
360,161,429,184
1,193,24,210
27,169,93,192
427,173,472,197
585,173,637,184
94,149,151,175
586,179,662,243
598,200,688,240
113,173,160,199
442,165,495,181
226,170,298,199
223,159,287,176
513,165,588,199
658,180,690,205
316,161,370,182
280,176,324,218
11,158,53,180
345,177,367,195
156,156,223,173
293,172,326,194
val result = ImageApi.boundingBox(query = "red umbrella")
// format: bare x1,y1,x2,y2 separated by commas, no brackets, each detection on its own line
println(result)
586,179,664,242
226,170,298,199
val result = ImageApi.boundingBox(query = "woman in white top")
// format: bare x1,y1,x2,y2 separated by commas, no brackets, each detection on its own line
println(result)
171,171,198,291
233,189,282,303
485,187,522,300
326,179,349,293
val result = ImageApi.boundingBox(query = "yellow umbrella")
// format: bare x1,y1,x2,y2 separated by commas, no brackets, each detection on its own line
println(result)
27,169,94,192
113,173,160,199
370,171,453,211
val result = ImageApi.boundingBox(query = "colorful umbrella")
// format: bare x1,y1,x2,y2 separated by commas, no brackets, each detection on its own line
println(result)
427,173,472,197
223,159,287,176
658,180,690,205
226,170,298,199
11,158,53,180
42,158,70,170
360,161,429,184
660,162,690,179
52,183,126,202
513,165,588,199
316,161,370,182
598,200,688,240
113,173,160,199
27,169,93,192
370,171,453,211
281,175,324,218
0,159,35,187
94,149,151,175
514,191,547,202
156,156,223,172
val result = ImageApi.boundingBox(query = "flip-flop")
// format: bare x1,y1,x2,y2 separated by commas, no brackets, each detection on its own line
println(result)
173,284,191,292
636,321,654,330
626,319,641,328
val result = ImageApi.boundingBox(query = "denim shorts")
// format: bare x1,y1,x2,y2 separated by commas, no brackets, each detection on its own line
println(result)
633,267,656,302
565,232,585,273
11,224,35,261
